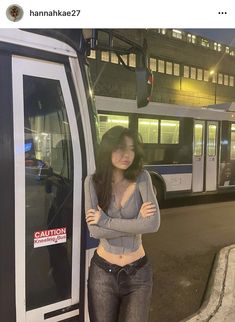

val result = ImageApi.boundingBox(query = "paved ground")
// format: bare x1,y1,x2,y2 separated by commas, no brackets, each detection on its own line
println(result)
144,195,235,322
209,246,235,322
182,244,235,322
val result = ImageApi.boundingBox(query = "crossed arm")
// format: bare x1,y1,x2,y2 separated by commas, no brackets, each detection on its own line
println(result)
84,171,160,239
84,175,133,239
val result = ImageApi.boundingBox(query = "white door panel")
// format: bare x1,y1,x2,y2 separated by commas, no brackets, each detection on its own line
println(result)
13,56,82,322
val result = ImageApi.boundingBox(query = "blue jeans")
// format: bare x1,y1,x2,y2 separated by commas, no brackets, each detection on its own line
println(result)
88,251,153,322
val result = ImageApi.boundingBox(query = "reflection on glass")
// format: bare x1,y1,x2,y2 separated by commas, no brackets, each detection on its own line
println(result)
24,76,74,310
194,124,203,156
219,163,233,186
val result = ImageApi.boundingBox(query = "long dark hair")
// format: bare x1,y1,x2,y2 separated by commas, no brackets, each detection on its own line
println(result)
93,126,144,212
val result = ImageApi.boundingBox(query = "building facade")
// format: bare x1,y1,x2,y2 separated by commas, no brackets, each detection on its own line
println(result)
88,29,235,107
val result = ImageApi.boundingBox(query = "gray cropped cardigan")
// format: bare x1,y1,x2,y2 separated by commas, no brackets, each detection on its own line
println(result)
84,170,160,254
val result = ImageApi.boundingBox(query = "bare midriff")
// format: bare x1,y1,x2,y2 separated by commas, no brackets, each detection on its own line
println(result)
97,243,145,266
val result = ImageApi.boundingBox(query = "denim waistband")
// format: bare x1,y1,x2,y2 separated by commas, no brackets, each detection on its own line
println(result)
92,250,148,276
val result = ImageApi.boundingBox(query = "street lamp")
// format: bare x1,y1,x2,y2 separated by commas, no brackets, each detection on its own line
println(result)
209,69,218,104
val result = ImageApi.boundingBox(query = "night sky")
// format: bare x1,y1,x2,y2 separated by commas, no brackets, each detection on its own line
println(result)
183,29,235,46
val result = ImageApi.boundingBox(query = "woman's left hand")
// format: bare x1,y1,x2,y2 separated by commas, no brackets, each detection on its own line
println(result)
86,206,101,225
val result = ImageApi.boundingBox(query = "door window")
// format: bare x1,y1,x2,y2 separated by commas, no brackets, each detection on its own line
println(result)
193,124,203,156
24,76,74,310
230,124,235,160
208,124,217,156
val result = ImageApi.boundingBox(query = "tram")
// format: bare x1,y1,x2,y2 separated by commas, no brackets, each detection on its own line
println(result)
96,95,235,201
0,29,150,322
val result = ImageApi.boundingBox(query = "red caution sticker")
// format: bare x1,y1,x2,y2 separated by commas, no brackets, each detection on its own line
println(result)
34,228,67,248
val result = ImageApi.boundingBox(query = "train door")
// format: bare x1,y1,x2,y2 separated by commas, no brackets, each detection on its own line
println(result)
13,56,82,321
205,121,218,191
192,120,218,192
192,121,205,192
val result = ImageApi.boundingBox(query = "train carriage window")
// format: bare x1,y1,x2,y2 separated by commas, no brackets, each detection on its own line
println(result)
229,76,234,87
204,70,209,82
230,124,235,160
24,75,74,310
184,66,189,78
129,53,136,67
149,58,157,72
173,63,180,76
138,118,159,143
166,62,173,75
160,120,179,144
158,60,165,73
111,52,119,64
98,113,129,139
194,123,203,156
101,51,110,62
208,124,217,156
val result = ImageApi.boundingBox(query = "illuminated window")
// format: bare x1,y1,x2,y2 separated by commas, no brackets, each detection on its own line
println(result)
224,75,229,86
111,53,119,64
204,70,209,82
197,69,203,81
184,66,189,78
174,63,180,76
229,76,234,87
201,39,210,48
230,124,235,160
158,60,165,73
138,118,159,143
172,29,182,39
158,29,166,35
101,51,110,62
190,67,196,79
218,73,223,85
98,114,129,140
129,54,136,67
88,50,96,59
208,125,217,156
214,42,222,51
212,73,217,83
120,55,128,65
166,62,173,75
226,47,230,54
187,34,196,44
160,120,180,144
150,58,157,72
194,124,203,156
230,51,235,56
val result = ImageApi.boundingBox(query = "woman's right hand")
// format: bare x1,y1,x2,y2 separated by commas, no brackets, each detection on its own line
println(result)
140,202,156,218
86,207,101,225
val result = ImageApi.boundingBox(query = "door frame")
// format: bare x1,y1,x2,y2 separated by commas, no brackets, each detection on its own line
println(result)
192,119,219,193
12,55,82,322
192,120,205,192
205,121,218,192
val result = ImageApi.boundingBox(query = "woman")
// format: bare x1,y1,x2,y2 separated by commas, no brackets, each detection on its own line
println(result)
84,126,160,322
